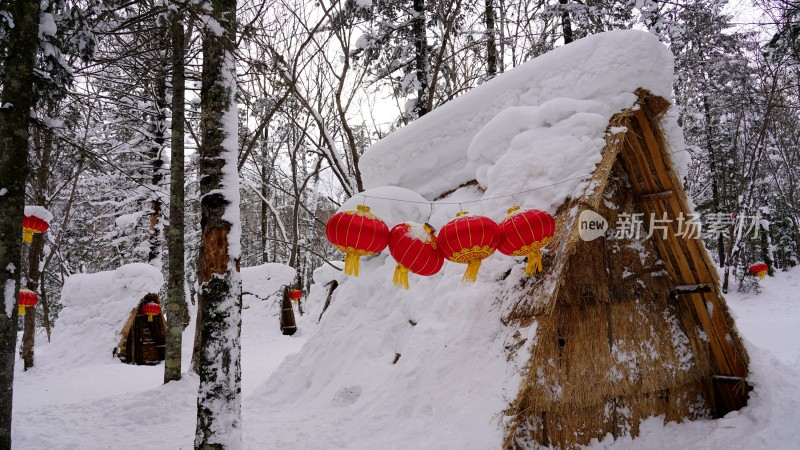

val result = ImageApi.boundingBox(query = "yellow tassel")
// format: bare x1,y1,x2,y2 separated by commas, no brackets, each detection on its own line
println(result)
22,229,33,244
147,314,153,322
344,253,360,277
18,305,25,316
758,271,766,280
393,264,410,290
462,259,482,283
525,250,544,276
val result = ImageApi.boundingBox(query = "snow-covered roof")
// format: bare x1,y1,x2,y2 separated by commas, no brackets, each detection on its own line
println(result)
359,30,680,220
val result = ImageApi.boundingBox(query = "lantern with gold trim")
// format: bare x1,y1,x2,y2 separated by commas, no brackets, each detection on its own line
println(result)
325,205,390,276
388,222,444,289
17,288,37,316
289,289,303,302
437,212,500,283
22,206,52,244
497,206,556,276
142,302,161,322
748,262,768,280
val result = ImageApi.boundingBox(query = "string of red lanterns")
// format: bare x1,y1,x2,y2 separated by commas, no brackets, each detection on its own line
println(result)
325,205,555,286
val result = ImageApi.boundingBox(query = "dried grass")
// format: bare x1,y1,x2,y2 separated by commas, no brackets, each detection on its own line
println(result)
501,91,744,449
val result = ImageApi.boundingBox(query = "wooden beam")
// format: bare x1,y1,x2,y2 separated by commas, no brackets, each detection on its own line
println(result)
638,190,673,200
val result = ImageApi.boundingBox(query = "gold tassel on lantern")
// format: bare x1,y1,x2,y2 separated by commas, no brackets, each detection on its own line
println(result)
344,253,360,277
393,264,410,290
523,239,550,276
18,305,26,315
462,259,482,283
22,229,34,244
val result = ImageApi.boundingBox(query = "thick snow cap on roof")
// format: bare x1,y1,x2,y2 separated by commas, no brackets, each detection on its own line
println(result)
359,30,678,219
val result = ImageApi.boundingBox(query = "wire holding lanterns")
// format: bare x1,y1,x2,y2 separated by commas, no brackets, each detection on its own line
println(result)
323,179,569,285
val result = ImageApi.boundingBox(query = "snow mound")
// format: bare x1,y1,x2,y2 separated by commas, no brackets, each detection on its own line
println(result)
241,263,296,302
360,29,682,220
38,263,163,369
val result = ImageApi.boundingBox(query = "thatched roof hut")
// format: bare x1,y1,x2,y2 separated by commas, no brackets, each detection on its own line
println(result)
115,293,167,365
501,91,749,449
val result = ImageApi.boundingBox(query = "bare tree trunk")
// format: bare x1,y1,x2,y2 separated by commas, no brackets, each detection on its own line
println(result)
194,0,243,447
560,0,574,44
0,0,40,446
486,0,498,77
165,7,189,384
260,129,270,263
21,233,45,370
148,64,169,267
412,0,429,118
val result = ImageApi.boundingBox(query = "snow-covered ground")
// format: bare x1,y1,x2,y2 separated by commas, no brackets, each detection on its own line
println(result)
10,30,800,449
10,264,800,449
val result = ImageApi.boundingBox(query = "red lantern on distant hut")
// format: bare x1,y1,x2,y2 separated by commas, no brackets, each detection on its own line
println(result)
497,206,556,276
21,206,52,244
748,262,769,280
142,302,161,322
17,288,37,316
388,222,445,289
289,289,303,301
325,205,390,277
437,212,500,283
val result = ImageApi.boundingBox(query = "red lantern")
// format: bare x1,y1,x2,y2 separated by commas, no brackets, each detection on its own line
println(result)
388,223,444,289
326,205,389,277
17,288,37,316
437,212,500,283
497,206,556,275
289,289,303,301
748,262,768,280
142,302,161,322
22,206,51,244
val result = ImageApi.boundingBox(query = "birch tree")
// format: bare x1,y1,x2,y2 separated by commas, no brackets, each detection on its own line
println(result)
194,0,243,447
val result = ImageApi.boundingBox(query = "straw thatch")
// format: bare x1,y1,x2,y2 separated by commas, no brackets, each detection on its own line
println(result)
501,90,749,449
115,293,167,365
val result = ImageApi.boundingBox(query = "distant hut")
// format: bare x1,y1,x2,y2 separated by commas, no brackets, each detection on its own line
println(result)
501,91,749,448
115,293,167,365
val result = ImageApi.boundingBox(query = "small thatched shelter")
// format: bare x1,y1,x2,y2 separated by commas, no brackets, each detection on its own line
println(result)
501,91,749,449
115,293,167,365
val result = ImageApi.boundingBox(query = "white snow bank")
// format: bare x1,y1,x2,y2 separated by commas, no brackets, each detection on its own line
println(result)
360,29,685,220
241,263,296,302
35,263,163,368
246,249,525,448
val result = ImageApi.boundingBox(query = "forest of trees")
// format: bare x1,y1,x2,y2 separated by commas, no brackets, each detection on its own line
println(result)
1,0,798,447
